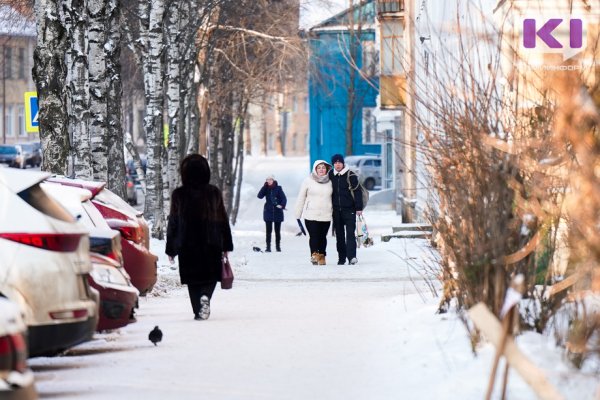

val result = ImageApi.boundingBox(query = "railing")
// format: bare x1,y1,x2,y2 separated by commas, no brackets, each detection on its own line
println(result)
376,0,404,14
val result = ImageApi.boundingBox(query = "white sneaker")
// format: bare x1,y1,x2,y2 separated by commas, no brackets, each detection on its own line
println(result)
349,258,358,265
199,295,210,320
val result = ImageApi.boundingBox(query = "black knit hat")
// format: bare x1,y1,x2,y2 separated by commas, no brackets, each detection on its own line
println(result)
331,154,344,165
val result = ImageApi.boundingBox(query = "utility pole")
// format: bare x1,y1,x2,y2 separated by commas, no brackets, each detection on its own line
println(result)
403,0,417,222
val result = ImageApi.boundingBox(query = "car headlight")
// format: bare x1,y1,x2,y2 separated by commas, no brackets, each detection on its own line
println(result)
91,264,130,286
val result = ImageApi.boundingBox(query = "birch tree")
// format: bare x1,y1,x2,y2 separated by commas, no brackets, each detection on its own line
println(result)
105,0,126,198
140,0,166,238
87,0,108,182
64,0,92,178
33,0,69,174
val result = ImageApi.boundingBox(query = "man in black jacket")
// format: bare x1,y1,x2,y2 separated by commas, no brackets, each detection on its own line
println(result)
329,154,363,265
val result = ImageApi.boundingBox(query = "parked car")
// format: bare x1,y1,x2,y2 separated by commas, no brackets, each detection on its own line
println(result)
42,183,139,331
18,143,41,168
0,145,26,169
344,155,382,190
0,169,98,357
46,177,158,295
0,297,37,399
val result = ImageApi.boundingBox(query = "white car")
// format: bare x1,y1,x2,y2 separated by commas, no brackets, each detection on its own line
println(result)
0,169,98,357
344,155,382,190
0,297,36,399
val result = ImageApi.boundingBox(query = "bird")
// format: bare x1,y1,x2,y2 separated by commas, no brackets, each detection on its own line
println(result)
252,246,263,252
148,326,163,346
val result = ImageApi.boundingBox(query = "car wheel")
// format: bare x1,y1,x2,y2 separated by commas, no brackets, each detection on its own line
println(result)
364,178,375,190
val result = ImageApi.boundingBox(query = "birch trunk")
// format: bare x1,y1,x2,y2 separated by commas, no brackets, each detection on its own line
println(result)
88,0,108,182
64,0,92,178
33,0,69,175
105,0,126,199
261,97,268,155
141,0,166,238
165,0,182,206
230,100,248,225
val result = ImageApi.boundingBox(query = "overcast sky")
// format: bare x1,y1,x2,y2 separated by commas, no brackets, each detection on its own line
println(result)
299,0,348,29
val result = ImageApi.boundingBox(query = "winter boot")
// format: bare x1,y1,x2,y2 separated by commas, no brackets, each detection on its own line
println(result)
276,241,281,252
199,295,210,320
265,232,271,252
317,253,326,265
310,252,319,265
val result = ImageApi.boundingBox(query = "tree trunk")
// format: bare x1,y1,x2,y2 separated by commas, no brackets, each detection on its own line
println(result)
274,92,283,156
344,1,362,157
141,0,166,238
33,0,69,175
64,0,92,178
165,0,182,210
231,100,248,225
261,95,268,155
106,0,126,199
88,0,108,182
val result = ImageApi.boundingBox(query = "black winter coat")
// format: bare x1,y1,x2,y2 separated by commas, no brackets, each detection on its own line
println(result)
165,185,234,285
257,182,287,222
329,169,363,211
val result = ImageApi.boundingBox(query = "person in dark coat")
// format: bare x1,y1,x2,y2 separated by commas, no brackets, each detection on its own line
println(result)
257,174,287,252
166,154,234,320
329,154,363,265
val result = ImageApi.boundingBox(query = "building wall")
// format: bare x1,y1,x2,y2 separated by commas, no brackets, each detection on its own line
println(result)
245,82,310,157
0,34,37,145
308,29,381,168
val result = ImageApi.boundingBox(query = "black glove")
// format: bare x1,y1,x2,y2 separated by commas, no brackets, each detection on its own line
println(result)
264,182,269,188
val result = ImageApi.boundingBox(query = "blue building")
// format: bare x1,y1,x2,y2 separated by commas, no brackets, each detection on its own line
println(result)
308,0,380,167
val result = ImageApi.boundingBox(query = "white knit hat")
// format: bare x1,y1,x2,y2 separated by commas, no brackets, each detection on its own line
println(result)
266,174,275,180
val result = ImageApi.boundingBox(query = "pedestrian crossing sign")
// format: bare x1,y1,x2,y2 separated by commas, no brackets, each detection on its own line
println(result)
24,92,39,133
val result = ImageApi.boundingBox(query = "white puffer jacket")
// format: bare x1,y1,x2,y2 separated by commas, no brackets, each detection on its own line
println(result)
295,160,333,222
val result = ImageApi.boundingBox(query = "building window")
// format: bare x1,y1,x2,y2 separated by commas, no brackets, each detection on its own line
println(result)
291,133,297,151
18,48,25,80
6,105,14,136
4,47,12,79
304,96,309,113
18,106,25,136
292,96,298,112
362,108,378,144
362,41,379,77
381,19,404,75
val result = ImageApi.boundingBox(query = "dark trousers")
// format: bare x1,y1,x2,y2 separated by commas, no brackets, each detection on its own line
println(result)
304,219,331,255
265,221,281,248
187,282,217,316
333,208,357,262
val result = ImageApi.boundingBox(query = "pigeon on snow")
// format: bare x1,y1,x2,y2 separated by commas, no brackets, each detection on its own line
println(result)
148,326,163,346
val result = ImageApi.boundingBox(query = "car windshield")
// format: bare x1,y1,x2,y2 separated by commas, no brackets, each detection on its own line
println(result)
0,146,17,155
344,158,360,167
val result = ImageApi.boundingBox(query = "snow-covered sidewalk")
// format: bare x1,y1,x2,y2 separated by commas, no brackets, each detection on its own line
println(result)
28,156,599,399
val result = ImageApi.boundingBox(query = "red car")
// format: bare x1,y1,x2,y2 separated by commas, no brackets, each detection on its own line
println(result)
46,177,158,295
42,184,140,331
89,253,139,331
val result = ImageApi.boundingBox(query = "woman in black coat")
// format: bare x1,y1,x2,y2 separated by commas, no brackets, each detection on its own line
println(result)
257,174,287,252
166,154,234,320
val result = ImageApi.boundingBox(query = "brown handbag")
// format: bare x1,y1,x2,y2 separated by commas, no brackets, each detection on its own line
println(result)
221,255,234,289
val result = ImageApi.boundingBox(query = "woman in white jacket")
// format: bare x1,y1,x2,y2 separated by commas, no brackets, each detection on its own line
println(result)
295,160,333,265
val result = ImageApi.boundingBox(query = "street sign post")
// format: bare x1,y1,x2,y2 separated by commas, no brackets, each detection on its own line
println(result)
24,92,39,133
